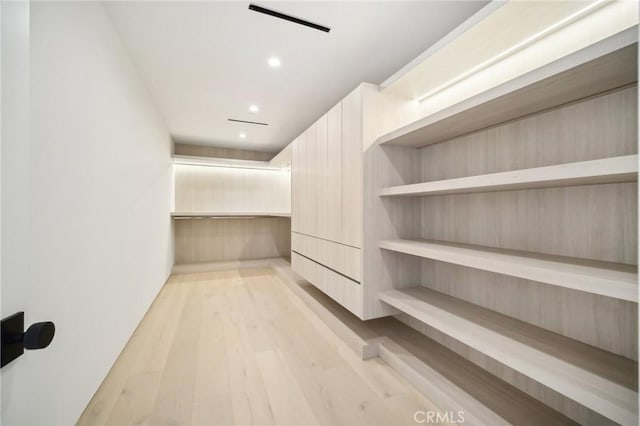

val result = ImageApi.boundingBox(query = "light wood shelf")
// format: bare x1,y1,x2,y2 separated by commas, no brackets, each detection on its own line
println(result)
171,212,291,219
378,286,638,426
379,155,638,197
377,37,637,148
378,239,638,302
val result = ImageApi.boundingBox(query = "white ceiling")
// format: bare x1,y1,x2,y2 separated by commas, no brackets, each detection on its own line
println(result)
106,1,488,152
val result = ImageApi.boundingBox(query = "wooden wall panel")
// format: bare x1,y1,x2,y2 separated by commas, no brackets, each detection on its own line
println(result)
420,259,638,359
291,138,301,232
316,115,329,239
306,125,318,237
327,103,343,242
174,143,274,161
342,88,364,248
298,132,309,234
420,183,637,264
174,165,291,213
174,217,291,264
420,86,637,182
419,87,638,264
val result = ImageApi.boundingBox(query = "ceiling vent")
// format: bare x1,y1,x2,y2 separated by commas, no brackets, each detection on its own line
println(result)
248,4,331,33
228,118,269,126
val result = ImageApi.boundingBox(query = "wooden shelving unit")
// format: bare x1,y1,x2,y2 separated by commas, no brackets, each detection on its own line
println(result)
379,155,638,197
378,239,637,302
377,37,637,148
367,34,639,425
378,287,638,426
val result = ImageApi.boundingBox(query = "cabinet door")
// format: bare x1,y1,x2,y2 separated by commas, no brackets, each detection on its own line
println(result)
327,103,342,243
305,123,318,237
298,132,308,234
291,137,300,232
316,114,328,240
341,88,363,248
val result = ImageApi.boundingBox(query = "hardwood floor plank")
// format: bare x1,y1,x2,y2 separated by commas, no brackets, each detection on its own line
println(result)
256,349,319,425
78,266,446,426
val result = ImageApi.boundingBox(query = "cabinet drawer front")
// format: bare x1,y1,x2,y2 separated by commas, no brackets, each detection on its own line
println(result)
291,252,363,318
292,232,361,282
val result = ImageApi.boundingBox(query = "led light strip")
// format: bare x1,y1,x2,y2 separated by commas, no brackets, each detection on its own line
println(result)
417,0,609,103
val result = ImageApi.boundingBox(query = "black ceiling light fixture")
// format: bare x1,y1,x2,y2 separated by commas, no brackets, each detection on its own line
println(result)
248,4,331,33
228,118,269,126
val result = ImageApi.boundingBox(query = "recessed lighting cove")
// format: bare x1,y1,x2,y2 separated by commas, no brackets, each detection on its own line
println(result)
268,57,281,68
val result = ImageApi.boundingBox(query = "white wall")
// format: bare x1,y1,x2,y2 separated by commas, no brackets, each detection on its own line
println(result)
1,0,33,422
1,2,174,425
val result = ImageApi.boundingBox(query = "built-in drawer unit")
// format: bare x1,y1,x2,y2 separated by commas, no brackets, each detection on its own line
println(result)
292,252,363,317
291,232,361,282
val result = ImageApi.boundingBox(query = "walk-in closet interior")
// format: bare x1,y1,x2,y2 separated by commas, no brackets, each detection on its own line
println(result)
1,1,638,425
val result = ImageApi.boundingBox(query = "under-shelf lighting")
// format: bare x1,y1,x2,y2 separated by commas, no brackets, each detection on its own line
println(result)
172,155,290,172
417,0,608,103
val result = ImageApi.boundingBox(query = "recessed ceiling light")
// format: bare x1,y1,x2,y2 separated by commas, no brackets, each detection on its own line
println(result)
239,133,247,139
268,57,281,68
249,104,259,113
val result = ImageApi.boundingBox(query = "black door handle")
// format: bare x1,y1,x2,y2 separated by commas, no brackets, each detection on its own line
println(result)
1,312,55,367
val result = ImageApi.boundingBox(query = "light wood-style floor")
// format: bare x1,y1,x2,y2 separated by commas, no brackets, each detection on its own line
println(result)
78,267,443,425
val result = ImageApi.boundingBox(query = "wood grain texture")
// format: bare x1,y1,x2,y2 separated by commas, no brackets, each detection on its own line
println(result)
342,86,364,248
291,137,301,233
316,114,329,240
416,86,638,265
292,231,361,282
381,155,638,197
378,336,578,426
379,238,637,302
419,85,638,181
419,259,638,360
174,164,291,214
362,143,422,319
379,287,638,426
174,142,275,161
174,217,291,264
276,259,579,425
368,44,639,424
306,122,318,238
360,86,427,319
327,102,343,243
79,267,445,425
396,314,622,426
292,252,363,318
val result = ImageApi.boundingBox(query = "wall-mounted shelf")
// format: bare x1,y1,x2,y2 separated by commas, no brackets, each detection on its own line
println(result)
377,33,637,148
172,155,287,171
171,212,291,219
378,286,638,426
379,155,638,197
378,239,637,302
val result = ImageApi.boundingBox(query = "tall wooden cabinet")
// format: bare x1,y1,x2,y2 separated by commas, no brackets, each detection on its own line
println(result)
291,84,372,317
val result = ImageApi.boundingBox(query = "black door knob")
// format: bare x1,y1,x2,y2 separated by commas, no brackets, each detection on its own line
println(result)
23,322,55,350
1,313,55,367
